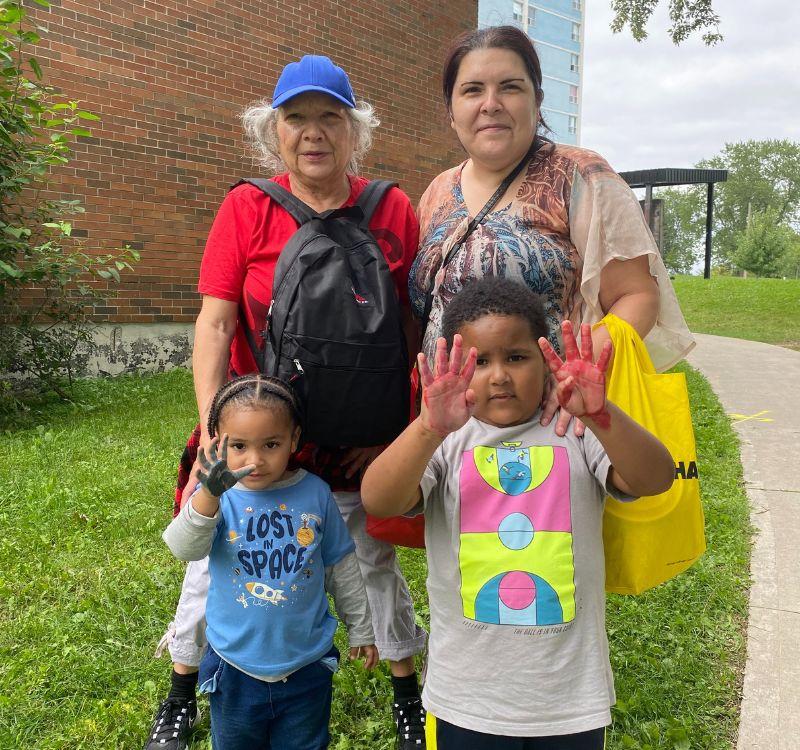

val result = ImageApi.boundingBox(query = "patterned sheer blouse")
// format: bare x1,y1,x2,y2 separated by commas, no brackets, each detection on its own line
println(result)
409,142,694,371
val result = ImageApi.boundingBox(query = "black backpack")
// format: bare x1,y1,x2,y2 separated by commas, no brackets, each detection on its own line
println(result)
234,178,410,447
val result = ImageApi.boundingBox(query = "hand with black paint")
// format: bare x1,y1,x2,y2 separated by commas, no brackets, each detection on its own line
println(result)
198,434,255,498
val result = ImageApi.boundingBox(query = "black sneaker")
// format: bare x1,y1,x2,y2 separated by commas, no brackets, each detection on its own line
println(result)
393,697,426,749
144,697,198,750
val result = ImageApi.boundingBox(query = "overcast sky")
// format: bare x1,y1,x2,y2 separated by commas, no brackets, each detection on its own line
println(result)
580,0,800,172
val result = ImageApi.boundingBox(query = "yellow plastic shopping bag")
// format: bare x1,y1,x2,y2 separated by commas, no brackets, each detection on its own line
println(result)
596,314,705,595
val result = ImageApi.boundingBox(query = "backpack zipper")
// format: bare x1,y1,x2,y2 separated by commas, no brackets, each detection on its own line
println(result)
287,356,401,374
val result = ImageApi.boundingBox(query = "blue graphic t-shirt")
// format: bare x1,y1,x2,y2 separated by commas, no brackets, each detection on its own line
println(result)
205,470,354,679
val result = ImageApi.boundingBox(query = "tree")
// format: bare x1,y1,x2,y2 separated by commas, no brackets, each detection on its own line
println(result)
778,237,800,279
652,140,800,273
610,0,722,45
0,0,137,405
700,140,800,268
733,208,796,278
659,186,705,274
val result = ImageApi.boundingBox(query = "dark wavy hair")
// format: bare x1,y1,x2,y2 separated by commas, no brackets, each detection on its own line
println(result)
442,276,549,345
442,25,550,134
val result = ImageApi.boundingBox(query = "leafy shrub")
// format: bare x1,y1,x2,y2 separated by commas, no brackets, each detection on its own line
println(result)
0,0,138,406
733,208,798,278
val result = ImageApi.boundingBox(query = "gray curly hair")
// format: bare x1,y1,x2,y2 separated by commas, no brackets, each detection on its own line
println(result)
241,99,379,175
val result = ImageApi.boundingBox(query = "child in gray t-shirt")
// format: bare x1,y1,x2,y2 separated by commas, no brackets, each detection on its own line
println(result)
362,277,675,749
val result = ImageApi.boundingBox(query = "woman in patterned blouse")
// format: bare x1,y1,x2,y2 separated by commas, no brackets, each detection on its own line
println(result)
409,25,693,435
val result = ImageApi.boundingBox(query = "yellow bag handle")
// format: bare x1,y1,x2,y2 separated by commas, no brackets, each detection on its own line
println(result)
592,313,656,378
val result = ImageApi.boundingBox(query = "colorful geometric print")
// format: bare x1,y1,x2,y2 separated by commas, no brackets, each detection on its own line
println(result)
458,443,575,626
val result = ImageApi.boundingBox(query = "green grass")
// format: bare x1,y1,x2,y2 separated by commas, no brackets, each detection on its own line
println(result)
0,366,750,749
605,362,751,750
672,275,800,350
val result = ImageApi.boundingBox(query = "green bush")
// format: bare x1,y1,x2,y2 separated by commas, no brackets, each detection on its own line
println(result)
733,208,798,278
0,0,138,405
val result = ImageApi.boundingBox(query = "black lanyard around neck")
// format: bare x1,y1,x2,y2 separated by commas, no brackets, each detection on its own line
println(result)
420,138,542,336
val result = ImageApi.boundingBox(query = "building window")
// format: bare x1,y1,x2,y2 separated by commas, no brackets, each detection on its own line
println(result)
573,0,582,10
568,116,577,135
528,5,535,26
569,85,578,104
572,22,580,42
570,53,580,72
513,1,523,23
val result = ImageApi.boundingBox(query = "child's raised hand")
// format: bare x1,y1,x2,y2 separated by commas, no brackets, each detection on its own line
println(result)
349,644,379,669
417,334,478,438
538,321,612,429
197,434,255,497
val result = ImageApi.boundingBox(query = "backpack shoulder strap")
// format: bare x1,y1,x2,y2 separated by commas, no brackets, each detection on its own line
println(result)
232,178,317,226
238,307,266,373
354,179,397,229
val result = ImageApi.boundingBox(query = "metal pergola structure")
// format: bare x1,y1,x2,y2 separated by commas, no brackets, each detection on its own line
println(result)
619,168,729,279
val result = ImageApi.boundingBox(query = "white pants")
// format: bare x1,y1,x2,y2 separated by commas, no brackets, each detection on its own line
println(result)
157,491,426,667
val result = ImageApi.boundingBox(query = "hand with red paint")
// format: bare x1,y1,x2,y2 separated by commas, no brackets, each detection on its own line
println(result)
417,334,478,438
538,321,612,429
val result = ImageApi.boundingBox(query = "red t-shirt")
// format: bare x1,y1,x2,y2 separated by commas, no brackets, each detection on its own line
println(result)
199,173,418,379
197,173,419,490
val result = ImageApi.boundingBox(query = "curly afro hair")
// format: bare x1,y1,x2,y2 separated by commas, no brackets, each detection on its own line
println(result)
441,276,549,345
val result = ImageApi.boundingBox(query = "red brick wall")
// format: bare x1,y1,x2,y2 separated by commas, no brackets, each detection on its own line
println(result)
30,0,476,324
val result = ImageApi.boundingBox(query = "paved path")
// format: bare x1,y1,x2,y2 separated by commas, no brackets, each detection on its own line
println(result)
687,334,800,750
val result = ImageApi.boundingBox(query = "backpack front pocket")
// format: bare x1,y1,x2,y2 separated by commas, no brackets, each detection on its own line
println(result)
279,334,408,446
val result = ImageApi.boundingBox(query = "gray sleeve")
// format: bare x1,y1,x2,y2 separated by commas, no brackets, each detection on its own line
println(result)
324,551,374,648
581,430,637,503
418,444,445,508
401,443,445,518
162,496,220,561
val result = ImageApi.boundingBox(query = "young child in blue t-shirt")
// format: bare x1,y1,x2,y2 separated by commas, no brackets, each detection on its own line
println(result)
362,277,675,749
164,375,377,750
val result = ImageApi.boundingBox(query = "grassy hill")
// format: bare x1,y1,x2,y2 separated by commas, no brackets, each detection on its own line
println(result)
672,276,800,350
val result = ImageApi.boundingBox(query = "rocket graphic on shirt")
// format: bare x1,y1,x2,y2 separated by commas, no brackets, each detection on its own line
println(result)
458,442,575,626
229,504,323,610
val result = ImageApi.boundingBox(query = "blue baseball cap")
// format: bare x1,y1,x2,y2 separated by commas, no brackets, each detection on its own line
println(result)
271,55,356,109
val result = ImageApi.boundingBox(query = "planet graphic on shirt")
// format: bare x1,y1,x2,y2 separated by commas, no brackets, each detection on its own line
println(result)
296,513,320,546
297,528,314,545
498,461,533,495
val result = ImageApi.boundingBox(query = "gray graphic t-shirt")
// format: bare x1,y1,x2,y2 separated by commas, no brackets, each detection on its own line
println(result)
419,416,632,737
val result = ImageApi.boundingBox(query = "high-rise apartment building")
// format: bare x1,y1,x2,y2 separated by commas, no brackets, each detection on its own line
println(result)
479,0,584,145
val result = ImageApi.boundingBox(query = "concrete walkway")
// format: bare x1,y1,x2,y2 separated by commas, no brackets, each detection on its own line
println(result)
687,334,800,750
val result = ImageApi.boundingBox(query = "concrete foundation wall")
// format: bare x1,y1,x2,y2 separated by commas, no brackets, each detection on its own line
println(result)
78,322,194,377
